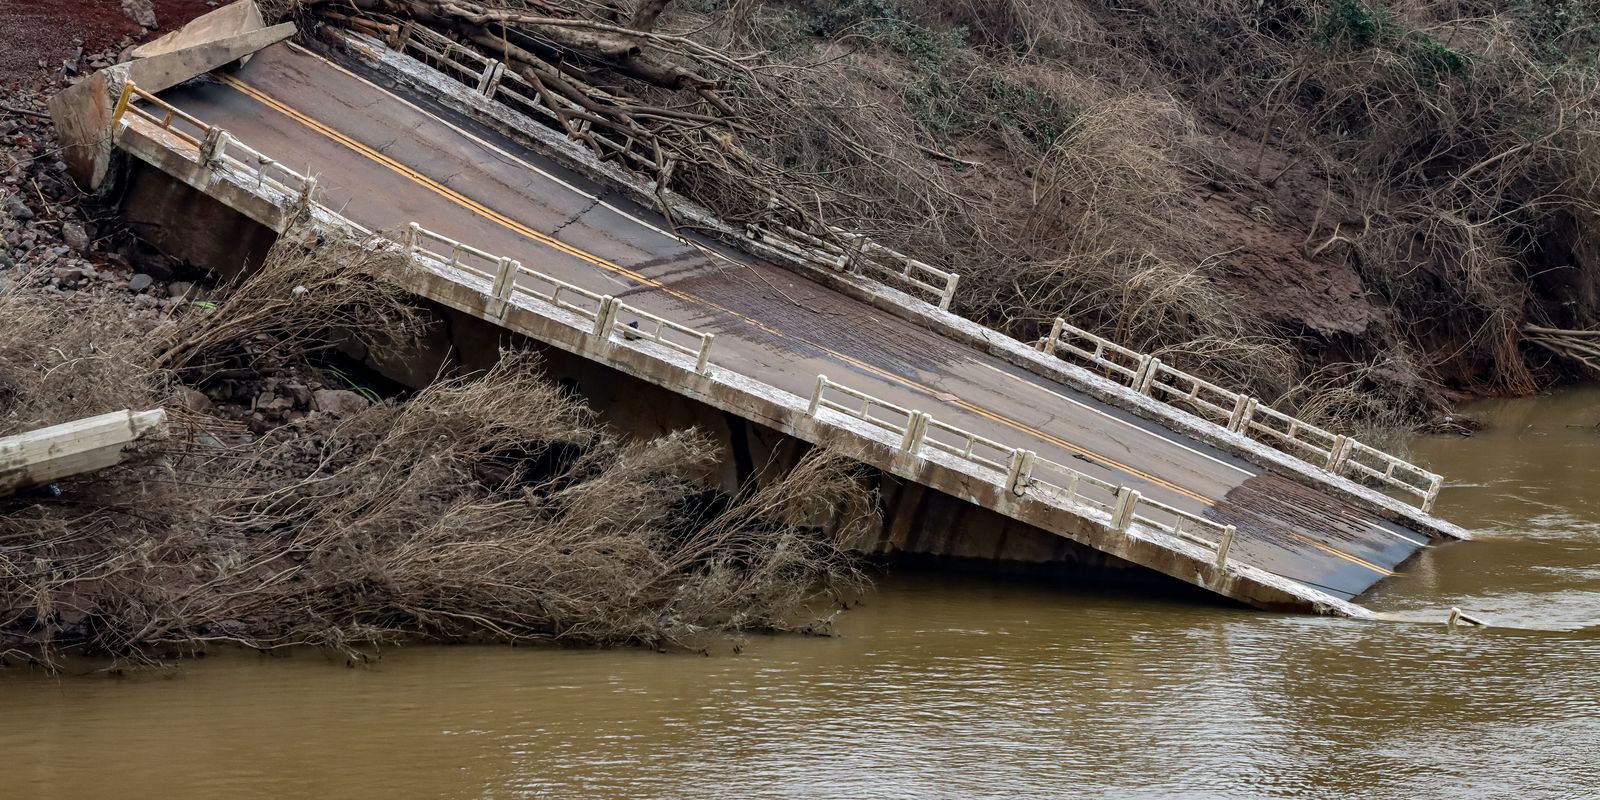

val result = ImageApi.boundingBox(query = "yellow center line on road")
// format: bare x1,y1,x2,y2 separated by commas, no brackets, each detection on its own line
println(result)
210,72,1397,578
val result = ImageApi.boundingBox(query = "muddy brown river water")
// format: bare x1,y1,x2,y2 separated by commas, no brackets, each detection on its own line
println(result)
3,388,1598,799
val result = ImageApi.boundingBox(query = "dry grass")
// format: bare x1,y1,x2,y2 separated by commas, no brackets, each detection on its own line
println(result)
1,233,878,667
0,274,174,436
666,0,1600,428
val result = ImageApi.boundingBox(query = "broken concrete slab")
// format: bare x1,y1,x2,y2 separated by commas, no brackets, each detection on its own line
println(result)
48,17,296,191
0,409,166,496
130,0,268,61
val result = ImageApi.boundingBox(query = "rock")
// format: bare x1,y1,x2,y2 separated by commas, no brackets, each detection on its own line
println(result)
61,221,89,253
312,388,372,416
121,0,157,29
53,264,89,284
284,382,314,408
128,273,153,293
133,293,158,308
167,281,195,299
246,412,272,436
175,387,212,414
5,196,32,221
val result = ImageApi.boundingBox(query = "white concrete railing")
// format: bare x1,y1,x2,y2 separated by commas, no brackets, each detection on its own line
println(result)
361,17,963,312
1035,317,1444,512
116,70,1241,571
806,375,1239,566
114,83,320,205
401,223,716,374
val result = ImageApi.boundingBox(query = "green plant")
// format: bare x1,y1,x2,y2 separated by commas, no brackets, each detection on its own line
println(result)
1406,33,1472,79
983,77,1079,150
1319,0,1396,50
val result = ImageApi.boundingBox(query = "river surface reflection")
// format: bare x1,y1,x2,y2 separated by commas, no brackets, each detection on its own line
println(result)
3,389,1598,799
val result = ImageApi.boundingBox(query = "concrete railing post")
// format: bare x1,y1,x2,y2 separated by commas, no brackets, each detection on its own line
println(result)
1130,357,1161,395
404,222,420,256
938,273,959,311
476,61,503,96
807,375,828,416
1040,318,1064,356
898,411,929,454
110,80,137,128
1422,476,1442,513
1226,394,1251,432
591,296,619,339
1215,525,1236,568
1325,435,1348,471
1228,397,1258,434
387,21,412,50
296,175,318,207
198,126,228,167
1111,487,1140,532
1005,449,1036,497
489,257,517,318
695,334,714,374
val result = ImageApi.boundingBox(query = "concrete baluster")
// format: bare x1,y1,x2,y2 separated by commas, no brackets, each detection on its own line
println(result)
404,222,420,256
1214,525,1236,568
899,411,929,454
592,296,618,338
489,257,517,318
695,334,714,374
807,375,828,416
939,273,959,311
1005,449,1037,497
1111,487,1140,532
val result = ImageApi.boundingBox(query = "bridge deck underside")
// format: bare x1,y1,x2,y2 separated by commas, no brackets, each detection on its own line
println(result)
150,42,1427,602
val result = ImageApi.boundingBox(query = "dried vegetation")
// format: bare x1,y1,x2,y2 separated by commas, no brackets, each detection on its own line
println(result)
1,235,877,668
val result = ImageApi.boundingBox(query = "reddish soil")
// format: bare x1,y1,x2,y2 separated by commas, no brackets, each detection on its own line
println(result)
0,0,216,81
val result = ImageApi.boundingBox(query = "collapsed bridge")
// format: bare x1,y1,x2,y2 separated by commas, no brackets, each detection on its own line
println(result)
50,2,1467,615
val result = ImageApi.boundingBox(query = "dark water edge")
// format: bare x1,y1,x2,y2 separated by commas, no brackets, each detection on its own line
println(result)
3,388,1598,799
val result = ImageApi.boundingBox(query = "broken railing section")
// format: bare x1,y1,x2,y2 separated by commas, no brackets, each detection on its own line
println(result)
1035,317,1444,512
112,82,319,206
746,216,961,311
400,222,717,374
324,14,964,312
806,376,1238,568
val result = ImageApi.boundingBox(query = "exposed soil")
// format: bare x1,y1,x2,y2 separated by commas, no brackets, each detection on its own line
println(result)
0,0,215,79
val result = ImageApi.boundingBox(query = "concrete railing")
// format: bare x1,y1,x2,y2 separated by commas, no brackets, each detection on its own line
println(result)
340,16,963,312
806,375,1238,567
1035,317,1443,511
115,83,319,205
402,223,716,375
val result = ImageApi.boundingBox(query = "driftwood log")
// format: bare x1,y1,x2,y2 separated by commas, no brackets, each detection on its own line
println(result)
1523,325,1600,373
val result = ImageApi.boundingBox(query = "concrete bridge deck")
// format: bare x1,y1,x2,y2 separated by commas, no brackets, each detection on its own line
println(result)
89,27,1461,612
